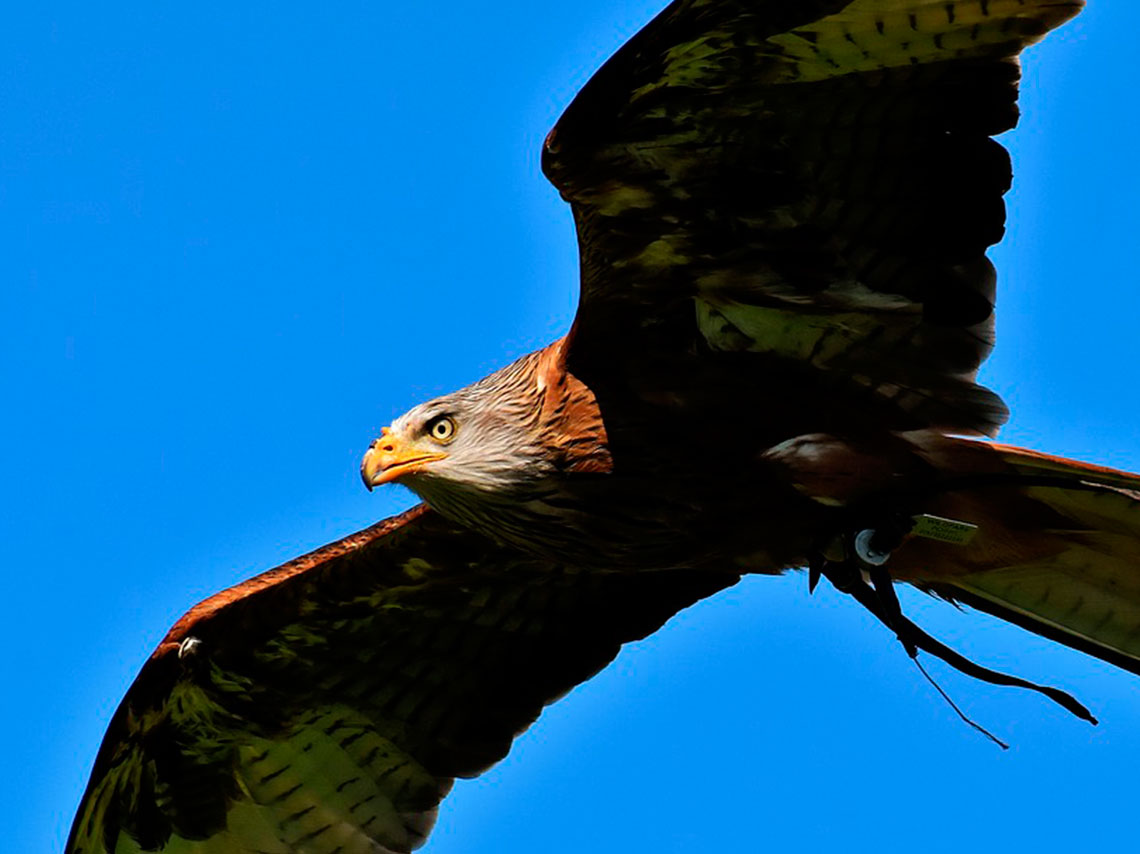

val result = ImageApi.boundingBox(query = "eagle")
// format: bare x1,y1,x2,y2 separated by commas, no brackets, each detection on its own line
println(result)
67,1,1138,852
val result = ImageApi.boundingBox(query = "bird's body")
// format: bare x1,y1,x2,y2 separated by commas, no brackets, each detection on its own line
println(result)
371,328,1140,644
67,2,1140,852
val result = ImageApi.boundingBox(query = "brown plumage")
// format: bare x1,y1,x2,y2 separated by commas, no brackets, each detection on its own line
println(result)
69,1,1140,852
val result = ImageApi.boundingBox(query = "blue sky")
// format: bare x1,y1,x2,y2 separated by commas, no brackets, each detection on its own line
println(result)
5,3,1139,852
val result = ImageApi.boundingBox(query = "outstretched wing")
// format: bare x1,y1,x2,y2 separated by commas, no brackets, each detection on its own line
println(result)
545,0,1082,438
68,505,737,854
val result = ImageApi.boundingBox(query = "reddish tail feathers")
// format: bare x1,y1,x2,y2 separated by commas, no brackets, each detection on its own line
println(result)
895,439,1140,675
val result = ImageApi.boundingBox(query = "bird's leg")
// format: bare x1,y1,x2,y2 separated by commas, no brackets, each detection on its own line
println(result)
808,509,914,636
851,512,918,655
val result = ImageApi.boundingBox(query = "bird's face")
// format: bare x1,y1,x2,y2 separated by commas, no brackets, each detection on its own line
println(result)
360,401,463,490
360,369,553,501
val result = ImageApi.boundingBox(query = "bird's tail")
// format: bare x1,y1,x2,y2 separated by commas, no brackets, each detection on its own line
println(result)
894,438,1140,676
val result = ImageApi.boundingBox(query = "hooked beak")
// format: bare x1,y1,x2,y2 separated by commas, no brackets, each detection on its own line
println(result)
360,426,448,491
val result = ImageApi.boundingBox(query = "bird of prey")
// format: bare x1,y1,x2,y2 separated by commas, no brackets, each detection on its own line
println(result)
68,1,1138,852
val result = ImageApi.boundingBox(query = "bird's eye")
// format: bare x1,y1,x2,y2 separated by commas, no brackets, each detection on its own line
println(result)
426,415,457,444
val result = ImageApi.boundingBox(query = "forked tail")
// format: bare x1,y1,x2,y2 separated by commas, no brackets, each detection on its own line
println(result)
893,439,1140,677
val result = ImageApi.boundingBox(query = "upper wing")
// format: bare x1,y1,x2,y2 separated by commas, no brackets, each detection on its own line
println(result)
544,0,1082,438
68,505,737,854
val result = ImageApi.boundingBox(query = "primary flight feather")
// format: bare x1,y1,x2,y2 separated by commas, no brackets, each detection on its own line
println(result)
71,1,1140,852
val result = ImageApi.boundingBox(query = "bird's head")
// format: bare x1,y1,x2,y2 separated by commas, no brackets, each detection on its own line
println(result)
359,353,558,500
360,342,611,512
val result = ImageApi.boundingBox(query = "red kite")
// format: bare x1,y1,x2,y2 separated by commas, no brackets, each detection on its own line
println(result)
70,1,1138,852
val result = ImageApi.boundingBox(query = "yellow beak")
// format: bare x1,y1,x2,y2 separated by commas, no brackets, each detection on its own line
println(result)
360,426,448,490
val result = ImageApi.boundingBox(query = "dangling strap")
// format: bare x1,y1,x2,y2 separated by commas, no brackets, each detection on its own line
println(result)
812,553,1097,727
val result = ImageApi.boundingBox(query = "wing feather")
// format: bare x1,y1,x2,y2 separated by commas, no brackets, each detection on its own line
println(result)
68,506,737,853
545,0,1082,437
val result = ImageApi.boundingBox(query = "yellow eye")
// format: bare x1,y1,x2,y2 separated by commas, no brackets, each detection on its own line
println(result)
426,415,457,444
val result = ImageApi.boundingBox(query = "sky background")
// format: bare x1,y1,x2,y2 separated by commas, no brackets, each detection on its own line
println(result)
5,2,1140,852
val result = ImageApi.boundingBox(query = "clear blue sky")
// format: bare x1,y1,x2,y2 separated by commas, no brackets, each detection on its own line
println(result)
5,3,1139,852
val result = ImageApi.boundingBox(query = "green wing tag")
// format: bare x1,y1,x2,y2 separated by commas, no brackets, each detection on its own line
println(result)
911,514,978,545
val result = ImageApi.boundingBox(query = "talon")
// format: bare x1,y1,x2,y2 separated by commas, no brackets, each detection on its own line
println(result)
808,561,821,594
